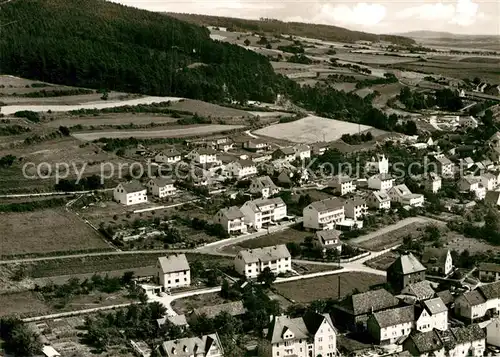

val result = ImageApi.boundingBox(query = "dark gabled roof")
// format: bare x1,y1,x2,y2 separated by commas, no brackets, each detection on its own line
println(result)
423,297,447,315
218,206,244,220
308,198,344,212
478,281,500,300
276,147,295,155
478,262,500,273
401,281,435,301
436,290,454,305
266,315,309,344
149,177,175,187
388,253,426,275
459,290,486,306
302,310,335,335
372,305,414,328
450,324,485,344
407,330,443,354
344,289,399,316
421,248,449,267
120,180,145,193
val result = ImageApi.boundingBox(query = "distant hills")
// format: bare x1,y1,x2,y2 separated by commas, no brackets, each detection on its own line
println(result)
167,13,415,46
0,0,291,102
399,30,500,40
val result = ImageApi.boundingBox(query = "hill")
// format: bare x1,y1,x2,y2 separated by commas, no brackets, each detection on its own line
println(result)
166,13,415,46
0,0,289,102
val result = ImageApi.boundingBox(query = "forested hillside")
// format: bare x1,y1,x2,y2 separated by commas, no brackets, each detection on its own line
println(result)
0,0,289,102
167,13,415,46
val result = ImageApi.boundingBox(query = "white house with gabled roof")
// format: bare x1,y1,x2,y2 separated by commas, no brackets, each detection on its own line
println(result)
225,159,257,179
154,149,182,164
234,244,291,278
367,190,391,210
388,184,424,207
368,173,394,191
328,175,356,196
240,197,287,230
147,177,176,198
303,198,345,230
416,297,448,333
213,206,247,234
187,147,218,164
113,181,147,205
156,254,190,290
249,176,280,198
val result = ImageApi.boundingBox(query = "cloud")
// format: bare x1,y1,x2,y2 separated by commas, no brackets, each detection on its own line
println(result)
396,0,482,26
296,2,386,27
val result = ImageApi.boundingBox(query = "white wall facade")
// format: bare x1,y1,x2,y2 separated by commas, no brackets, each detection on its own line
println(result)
158,269,190,290
416,310,448,333
113,185,147,206
303,206,345,230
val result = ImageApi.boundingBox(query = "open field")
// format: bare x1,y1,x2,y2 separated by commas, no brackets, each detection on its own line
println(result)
254,115,374,143
0,208,111,257
333,53,418,65
275,272,385,303
168,99,253,119
44,113,180,128
172,292,227,315
222,227,311,254
0,291,52,318
0,96,184,115
353,222,428,251
72,124,245,141
443,232,500,254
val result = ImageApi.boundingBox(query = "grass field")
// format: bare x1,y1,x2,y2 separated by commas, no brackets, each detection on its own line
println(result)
333,53,418,65
0,208,111,257
275,272,385,303
222,227,312,254
45,113,180,128
72,124,245,141
353,222,427,251
171,292,227,315
254,115,374,143
168,99,253,119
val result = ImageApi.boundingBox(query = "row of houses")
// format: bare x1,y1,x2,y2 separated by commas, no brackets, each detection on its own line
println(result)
113,178,176,205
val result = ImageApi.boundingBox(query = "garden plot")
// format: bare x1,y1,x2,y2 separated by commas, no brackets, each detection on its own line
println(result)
254,115,373,143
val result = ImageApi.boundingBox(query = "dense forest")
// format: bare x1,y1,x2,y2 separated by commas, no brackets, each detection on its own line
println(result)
0,0,291,102
398,87,464,111
167,13,416,46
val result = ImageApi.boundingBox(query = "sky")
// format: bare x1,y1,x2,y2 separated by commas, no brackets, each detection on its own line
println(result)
111,0,499,35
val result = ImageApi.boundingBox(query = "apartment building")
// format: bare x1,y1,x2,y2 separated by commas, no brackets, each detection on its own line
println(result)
264,311,337,357
240,197,287,230
113,181,147,206
213,206,247,235
234,244,291,279
303,198,345,231
328,175,356,196
343,198,367,220
435,155,454,177
156,254,190,290
225,159,257,179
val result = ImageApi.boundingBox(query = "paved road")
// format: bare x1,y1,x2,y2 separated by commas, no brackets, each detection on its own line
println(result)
0,188,113,198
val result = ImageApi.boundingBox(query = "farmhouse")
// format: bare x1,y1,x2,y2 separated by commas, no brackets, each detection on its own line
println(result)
187,147,218,164
249,176,280,198
234,244,291,279
421,248,453,276
328,175,356,196
366,190,391,210
387,253,426,292
240,197,287,230
343,198,367,220
272,147,296,162
315,229,342,253
146,177,176,198
265,311,337,357
225,159,257,179
388,184,424,207
478,262,500,282
333,289,399,332
213,206,247,235
158,333,223,357
303,198,345,230
156,254,190,290
368,173,394,191
367,305,415,344
154,149,182,164
415,297,448,332
113,181,147,206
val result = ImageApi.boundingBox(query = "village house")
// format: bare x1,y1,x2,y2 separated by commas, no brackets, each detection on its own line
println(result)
243,139,268,153
367,173,394,191
113,181,147,206
478,262,500,282
215,138,233,152
424,172,442,193
213,206,247,235
403,325,485,357
343,198,367,220
387,253,426,292
303,198,345,231
366,190,391,210
333,289,399,332
312,142,328,156
486,317,500,347
434,155,454,177
234,244,291,279
293,144,311,160
225,159,257,179
146,177,176,198
240,197,287,230
272,147,296,162
328,175,356,196
367,305,415,344
454,290,487,321
421,248,453,276
264,311,337,357
401,280,436,302
187,147,218,164
154,148,182,164
480,172,497,191
388,184,425,207
485,191,500,206
315,229,342,254
157,333,223,357
156,254,190,290
249,176,280,198
415,297,448,332
457,176,486,200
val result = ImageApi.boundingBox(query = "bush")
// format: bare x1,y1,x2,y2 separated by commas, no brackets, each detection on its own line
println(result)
14,110,40,123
